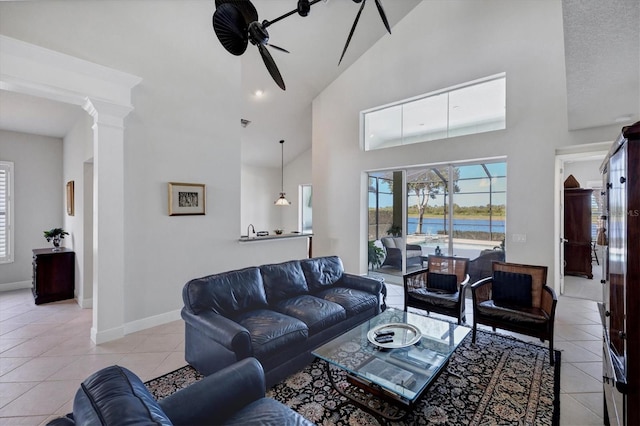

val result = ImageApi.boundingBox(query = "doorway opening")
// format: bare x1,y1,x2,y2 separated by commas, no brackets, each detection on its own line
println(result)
555,146,608,301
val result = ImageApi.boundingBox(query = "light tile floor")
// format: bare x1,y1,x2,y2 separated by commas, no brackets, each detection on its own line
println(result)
1,285,604,425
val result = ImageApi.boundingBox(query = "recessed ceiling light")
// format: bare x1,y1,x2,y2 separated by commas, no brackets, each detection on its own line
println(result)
254,89,264,97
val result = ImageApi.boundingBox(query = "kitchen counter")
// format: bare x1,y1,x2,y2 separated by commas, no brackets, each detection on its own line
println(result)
238,232,313,242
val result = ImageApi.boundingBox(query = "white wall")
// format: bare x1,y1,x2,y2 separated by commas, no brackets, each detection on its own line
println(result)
0,2,309,337
62,113,93,306
282,148,312,233
564,159,604,189
241,164,280,234
311,0,620,287
0,130,63,289
240,147,312,236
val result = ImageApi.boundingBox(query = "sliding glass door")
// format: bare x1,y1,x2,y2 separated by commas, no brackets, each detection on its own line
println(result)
368,161,506,275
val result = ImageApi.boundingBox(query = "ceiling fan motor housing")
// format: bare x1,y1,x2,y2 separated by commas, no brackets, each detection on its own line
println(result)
248,21,269,45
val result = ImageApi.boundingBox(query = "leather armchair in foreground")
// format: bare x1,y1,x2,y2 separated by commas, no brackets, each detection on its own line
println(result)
46,357,313,426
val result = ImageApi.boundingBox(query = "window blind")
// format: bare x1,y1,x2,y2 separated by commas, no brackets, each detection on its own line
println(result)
0,162,13,263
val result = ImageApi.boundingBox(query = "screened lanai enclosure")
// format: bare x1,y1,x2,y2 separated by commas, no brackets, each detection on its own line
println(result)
368,162,506,274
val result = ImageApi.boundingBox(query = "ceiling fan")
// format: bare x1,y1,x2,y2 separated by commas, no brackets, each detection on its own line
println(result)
212,0,391,90
339,0,391,65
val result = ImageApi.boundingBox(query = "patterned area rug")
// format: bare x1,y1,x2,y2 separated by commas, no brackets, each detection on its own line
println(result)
145,330,560,425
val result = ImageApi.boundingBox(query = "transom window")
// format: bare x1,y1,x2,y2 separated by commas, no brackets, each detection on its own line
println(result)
362,73,506,151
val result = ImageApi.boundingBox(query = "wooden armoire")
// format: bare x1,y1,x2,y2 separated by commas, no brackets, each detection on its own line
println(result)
564,186,593,279
599,121,640,426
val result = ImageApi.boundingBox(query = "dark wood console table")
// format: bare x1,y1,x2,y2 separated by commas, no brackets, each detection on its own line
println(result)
32,248,75,305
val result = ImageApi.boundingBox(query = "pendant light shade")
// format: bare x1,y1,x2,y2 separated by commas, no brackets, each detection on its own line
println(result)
275,140,291,206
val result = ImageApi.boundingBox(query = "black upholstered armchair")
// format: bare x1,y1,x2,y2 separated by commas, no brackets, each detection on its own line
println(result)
403,255,470,324
471,261,557,364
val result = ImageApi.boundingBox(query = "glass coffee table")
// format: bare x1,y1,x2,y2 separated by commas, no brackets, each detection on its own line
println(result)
312,308,470,420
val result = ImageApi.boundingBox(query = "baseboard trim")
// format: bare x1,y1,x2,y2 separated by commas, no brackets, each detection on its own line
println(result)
124,309,182,335
0,281,32,292
92,325,125,345
90,309,182,344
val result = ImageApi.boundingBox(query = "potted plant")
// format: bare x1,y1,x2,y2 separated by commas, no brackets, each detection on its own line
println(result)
386,224,402,237
44,228,69,251
368,240,384,270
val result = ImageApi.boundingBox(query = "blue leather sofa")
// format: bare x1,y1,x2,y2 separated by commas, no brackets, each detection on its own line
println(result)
182,256,384,387
47,357,313,425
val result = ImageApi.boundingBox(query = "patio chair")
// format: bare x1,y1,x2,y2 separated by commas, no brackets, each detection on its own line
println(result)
468,248,505,283
381,237,423,270
471,261,557,364
403,255,470,324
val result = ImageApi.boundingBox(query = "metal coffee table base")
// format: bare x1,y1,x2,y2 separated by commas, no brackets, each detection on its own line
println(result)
321,359,411,422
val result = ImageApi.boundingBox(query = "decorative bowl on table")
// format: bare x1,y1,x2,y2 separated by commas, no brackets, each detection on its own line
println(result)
367,323,422,349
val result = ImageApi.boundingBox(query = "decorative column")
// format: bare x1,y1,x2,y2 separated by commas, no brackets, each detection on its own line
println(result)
84,99,132,344
1,35,142,344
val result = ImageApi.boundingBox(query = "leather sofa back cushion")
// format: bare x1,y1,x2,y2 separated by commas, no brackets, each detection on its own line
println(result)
300,256,344,291
492,271,533,307
427,272,458,293
73,365,172,425
260,260,309,302
183,267,268,316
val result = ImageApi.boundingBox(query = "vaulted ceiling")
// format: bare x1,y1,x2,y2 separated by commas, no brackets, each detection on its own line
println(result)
1,0,638,168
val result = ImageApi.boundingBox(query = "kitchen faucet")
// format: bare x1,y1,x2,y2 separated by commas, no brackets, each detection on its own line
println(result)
247,224,255,237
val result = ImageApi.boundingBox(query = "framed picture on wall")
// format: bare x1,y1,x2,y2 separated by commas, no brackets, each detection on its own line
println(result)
168,182,206,216
66,181,74,216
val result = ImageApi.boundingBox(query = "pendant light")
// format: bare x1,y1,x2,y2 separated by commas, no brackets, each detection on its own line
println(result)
274,139,291,206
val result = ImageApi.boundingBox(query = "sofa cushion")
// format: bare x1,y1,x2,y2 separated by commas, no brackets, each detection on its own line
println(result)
315,287,378,316
235,309,308,359
183,267,267,317
381,237,399,249
260,261,309,303
72,365,172,426
275,295,346,334
427,272,458,293
492,270,533,307
300,256,344,291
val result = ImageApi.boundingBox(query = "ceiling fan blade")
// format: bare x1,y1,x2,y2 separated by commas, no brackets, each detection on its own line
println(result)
267,43,290,54
257,43,286,90
338,0,367,65
215,0,258,23
374,0,391,34
213,3,248,56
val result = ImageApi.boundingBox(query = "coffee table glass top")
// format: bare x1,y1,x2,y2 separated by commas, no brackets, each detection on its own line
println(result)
312,308,470,404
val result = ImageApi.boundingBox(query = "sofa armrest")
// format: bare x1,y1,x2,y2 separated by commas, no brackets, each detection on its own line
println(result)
181,308,252,359
470,276,493,304
340,273,383,295
159,357,265,425
406,244,422,252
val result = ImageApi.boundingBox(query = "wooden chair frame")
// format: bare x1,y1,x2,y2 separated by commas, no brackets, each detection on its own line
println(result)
403,255,470,324
470,261,558,364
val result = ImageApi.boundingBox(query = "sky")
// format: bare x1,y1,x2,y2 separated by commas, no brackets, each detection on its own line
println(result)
369,162,507,209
